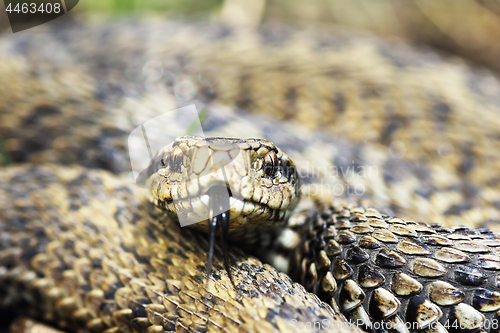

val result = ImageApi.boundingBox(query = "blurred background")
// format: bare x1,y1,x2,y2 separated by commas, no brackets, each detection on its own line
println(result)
2,0,498,71
0,2,499,332
0,0,499,226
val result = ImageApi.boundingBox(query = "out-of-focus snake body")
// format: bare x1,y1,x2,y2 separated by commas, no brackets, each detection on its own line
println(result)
0,16,500,333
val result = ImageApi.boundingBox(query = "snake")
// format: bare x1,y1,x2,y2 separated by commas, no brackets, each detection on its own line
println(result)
1,14,500,333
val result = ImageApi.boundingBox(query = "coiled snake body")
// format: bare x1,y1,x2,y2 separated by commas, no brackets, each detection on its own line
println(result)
1,18,500,333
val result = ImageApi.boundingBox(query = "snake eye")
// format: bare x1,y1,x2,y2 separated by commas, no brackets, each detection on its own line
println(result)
167,146,183,173
263,151,278,178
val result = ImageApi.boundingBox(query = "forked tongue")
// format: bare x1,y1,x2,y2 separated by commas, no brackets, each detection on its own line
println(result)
206,185,236,288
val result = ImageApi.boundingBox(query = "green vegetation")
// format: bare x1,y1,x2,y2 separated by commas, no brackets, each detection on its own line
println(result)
0,137,11,167
185,107,208,136
81,0,223,15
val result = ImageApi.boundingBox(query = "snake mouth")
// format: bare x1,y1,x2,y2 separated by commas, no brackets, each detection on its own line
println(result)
159,179,287,233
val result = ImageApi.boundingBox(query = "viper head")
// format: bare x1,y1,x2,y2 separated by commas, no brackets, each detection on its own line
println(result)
146,136,300,286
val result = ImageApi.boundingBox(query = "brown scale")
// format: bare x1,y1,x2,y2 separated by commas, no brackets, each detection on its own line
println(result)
0,166,357,333
1,17,500,333
1,20,500,230
292,203,500,333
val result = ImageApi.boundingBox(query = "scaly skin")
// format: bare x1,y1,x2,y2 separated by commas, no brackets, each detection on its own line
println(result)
292,200,500,333
0,165,355,333
1,20,499,227
0,17,500,333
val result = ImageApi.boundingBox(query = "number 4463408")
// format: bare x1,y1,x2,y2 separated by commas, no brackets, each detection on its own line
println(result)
6,2,62,14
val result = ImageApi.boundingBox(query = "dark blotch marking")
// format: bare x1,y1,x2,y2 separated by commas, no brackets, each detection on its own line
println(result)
459,156,475,175
104,282,123,300
432,100,451,124
284,87,298,119
375,249,405,268
346,246,369,264
358,264,385,286
444,202,473,216
131,299,150,317
406,296,426,326
454,265,487,286
236,73,252,110
23,104,61,126
473,288,500,311
381,117,402,145
332,93,346,113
